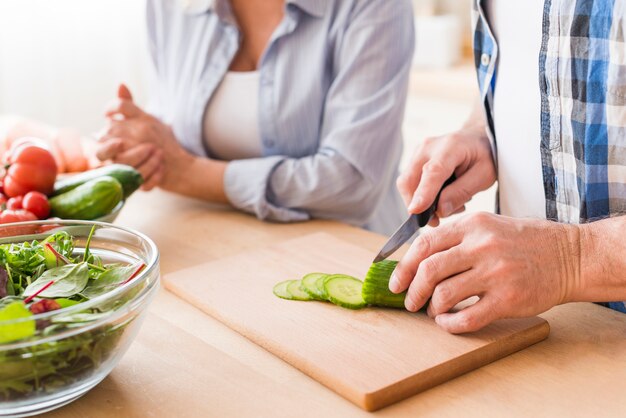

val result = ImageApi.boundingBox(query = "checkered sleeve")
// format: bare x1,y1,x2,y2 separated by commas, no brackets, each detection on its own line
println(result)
539,0,626,312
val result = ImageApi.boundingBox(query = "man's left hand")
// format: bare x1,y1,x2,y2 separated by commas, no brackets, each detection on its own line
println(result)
388,212,581,333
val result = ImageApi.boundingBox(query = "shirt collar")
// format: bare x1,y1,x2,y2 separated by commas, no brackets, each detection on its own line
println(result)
181,0,327,18
287,0,327,18
180,0,213,15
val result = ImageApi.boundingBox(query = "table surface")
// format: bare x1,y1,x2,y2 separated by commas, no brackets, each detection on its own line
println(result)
44,190,626,418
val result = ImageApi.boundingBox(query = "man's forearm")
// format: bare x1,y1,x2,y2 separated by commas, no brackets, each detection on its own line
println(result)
570,216,626,303
462,99,488,131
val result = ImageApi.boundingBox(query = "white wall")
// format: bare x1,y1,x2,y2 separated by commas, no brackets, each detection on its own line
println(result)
0,0,150,134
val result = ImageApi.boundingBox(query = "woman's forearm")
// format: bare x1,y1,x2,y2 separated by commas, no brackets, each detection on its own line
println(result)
162,154,229,204
570,216,626,303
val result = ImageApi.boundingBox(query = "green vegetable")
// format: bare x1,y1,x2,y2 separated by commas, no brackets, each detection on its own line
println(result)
324,274,367,310
23,263,89,299
273,280,293,300
0,229,145,403
50,176,124,220
53,164,143,199
317,275,330,300
300,273,327,300
286,280,313,301
51,311,110,324
362,260,406,308
0,320,129,401
272,260,407,311
0,302,35,343
54,298,80,308
81,264,140,299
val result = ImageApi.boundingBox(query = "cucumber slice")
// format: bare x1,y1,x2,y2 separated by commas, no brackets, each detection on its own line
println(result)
316,275,330,300
273,280,293,300
287,280,313,301
301,273,327,300
362,260,406,308
324,274,367,310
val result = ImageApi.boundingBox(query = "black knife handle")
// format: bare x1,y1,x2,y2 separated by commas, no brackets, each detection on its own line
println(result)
416,174,457,227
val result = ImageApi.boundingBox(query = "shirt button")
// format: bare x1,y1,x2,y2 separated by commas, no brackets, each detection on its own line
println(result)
261,76,272,86
265,139,275,147
481,53,491,66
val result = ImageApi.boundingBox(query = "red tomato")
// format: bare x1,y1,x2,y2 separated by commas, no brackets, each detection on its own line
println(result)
4,139,57,197
0,209,37,224
0,209,38,237
22,192,50,219
35,218,62,234
6,196,23,210
29,299,61,314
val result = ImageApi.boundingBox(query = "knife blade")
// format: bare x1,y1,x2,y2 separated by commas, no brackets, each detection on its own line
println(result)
373,175,456,263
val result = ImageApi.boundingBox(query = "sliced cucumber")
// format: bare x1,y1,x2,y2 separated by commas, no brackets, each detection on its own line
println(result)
273,280,293,300
324,274,367,310
301,273,327,300
316,275,330,300
287,280,313,301
362,260,406,308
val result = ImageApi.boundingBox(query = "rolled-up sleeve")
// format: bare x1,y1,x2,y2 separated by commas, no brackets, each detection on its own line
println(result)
224,0,414,226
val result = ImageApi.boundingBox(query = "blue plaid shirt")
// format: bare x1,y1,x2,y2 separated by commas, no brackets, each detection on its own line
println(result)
473,0,626,313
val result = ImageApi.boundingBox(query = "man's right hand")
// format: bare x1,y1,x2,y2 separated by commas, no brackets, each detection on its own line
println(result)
397,118,497,224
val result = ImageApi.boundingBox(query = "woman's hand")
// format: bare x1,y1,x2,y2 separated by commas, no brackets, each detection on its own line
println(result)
389,212,582,334
96,85,195,191
397,105,497,225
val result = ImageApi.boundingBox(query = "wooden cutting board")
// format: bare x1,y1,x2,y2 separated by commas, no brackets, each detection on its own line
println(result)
164,233,549,411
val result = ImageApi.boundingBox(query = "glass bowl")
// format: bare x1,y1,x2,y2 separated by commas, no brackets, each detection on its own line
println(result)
0,220,159,417
94,201,124,223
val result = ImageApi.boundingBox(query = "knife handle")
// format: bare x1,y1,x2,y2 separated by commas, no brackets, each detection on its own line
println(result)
416,174,456,227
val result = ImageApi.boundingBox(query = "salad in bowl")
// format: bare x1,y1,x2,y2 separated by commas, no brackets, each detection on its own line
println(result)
0,220,159,417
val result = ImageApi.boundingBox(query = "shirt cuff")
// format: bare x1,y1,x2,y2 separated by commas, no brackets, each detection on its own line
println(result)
224,157,310,222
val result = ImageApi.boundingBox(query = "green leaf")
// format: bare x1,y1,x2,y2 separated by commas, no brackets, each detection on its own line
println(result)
54,298,80,309
52,311,109,324
42,231,74,257
0,301,35,343
81,264,139,299
23,263,89,299
83,225,97,263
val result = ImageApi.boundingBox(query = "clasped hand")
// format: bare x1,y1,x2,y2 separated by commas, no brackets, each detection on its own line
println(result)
96,85,193,191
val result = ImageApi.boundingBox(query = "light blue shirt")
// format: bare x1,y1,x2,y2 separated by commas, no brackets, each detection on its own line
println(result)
146,0,414,234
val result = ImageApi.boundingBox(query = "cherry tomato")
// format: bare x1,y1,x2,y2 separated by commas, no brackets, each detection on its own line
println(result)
0,209,38,237
0,209,37,224
6,196,23,210
4,138,57,197
22,191,50,219
35,218,62,234
29,299,61,314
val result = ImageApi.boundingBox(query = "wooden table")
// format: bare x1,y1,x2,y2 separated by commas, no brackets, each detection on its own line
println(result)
44,190,626,417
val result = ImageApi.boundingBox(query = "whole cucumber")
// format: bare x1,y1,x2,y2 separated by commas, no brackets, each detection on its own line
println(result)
50,176,124,220
53,164,143,199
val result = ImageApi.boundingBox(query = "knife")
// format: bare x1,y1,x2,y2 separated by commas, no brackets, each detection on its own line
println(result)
373,175,456,263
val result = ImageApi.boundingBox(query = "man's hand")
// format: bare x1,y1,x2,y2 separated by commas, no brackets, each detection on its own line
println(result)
397,109,497,225
389,212,582,333
97,84,194,191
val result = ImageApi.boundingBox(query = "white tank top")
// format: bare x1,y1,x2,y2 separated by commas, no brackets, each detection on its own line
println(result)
203,71,263,161
485,0,546,219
